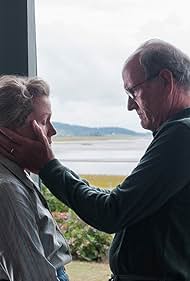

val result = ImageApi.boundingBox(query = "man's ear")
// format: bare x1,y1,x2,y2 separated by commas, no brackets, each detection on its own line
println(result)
159,69,174,94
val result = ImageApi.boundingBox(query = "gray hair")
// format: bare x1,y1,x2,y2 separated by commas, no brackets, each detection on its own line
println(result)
137,39,190,89
0,75,49,129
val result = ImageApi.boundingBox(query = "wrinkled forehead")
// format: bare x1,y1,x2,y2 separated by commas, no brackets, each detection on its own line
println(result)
122,53,145,84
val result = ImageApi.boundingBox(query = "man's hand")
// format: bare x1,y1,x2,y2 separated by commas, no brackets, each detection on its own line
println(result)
0,120,55,173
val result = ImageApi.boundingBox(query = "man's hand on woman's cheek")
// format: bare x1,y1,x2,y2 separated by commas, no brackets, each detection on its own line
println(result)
0,120,55,174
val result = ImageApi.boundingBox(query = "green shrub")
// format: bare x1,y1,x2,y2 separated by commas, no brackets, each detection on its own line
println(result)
64,211,112,262
42,186,112,261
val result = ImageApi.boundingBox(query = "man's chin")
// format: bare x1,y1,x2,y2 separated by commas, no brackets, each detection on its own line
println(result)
140,118,147,129
140,119,152,131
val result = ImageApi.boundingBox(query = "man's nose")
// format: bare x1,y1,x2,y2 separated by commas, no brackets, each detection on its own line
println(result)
127,97,138,111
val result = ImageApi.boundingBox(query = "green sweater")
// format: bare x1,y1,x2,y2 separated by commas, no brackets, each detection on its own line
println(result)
40,108,190,280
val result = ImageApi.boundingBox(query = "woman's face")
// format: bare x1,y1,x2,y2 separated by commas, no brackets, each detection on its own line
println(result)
16,95,56,144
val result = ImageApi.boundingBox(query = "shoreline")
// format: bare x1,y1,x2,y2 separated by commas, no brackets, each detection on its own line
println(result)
52,134,151,143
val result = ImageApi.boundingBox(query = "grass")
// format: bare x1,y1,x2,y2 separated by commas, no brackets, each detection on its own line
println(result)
65,260,111,281
80,174,126,189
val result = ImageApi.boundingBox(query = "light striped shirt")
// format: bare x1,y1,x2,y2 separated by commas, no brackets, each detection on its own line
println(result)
0,155,71,281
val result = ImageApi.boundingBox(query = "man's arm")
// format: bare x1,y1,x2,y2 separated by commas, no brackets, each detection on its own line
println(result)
1,120,190,233
40,122,190,233
0,182,58,281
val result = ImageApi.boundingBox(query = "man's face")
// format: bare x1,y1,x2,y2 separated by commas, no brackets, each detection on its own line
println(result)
16,95,56,144
122,55,169,132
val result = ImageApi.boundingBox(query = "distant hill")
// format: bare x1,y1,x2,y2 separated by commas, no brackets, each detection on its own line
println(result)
53,122,146,137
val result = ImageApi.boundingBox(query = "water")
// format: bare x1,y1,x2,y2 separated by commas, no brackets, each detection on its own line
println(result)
52,136,152,175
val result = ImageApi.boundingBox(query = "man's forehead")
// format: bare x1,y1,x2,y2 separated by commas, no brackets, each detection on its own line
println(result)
123,52,140,71
122,53,145,82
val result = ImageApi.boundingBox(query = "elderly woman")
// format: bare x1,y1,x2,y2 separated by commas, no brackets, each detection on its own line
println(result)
0,75,71,281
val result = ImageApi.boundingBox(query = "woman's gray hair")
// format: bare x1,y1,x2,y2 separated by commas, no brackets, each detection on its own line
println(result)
138,39,190,89
0,75,50,129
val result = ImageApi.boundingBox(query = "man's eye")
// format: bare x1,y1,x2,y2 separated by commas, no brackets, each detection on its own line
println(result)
131,87,139,97
129,89,135,96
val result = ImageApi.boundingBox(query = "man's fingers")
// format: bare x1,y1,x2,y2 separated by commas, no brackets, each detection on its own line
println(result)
0,141,14,154
0,128,15,143
0,146,16,162
0,128,26,145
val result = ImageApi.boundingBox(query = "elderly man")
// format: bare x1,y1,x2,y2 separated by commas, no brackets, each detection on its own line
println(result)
1,39,190,280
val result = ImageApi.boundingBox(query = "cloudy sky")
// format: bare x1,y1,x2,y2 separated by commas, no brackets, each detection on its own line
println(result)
35,0,190,132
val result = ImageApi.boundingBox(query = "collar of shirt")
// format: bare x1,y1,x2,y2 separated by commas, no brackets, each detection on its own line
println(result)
152,107,190,137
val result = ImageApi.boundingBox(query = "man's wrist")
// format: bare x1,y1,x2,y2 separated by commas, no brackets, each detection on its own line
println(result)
39,158,58,177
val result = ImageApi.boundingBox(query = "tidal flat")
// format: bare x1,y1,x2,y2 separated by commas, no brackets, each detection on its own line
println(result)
52,135,152,176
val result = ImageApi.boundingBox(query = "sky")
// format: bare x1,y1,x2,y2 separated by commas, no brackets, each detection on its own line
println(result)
35,0,190,132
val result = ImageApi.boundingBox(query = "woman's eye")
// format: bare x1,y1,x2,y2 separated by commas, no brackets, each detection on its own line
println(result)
41,120,47,125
